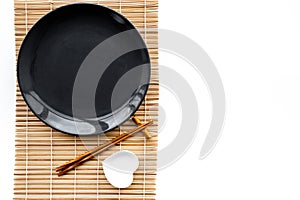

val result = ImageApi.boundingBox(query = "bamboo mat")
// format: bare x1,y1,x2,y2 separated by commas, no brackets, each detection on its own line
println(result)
14,0,158,199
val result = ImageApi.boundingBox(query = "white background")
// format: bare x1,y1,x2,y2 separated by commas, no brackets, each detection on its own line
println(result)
1,0,300,199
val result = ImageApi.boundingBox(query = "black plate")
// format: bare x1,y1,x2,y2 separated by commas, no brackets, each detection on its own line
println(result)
17,3,150,135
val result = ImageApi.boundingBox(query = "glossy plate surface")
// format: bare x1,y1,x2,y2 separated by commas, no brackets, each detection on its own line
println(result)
18,3,150,135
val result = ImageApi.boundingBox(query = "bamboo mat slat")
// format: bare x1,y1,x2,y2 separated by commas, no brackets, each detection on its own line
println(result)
13,0,158,199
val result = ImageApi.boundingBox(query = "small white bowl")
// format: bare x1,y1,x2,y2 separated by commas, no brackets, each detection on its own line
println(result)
102,150,139,188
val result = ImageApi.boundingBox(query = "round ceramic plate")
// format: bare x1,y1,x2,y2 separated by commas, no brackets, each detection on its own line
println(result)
17,3,150,135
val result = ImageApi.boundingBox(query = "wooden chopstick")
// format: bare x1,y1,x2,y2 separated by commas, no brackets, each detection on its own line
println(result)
56,120,153,176
56,118,151,172
57,133,130,176
55,133,127,172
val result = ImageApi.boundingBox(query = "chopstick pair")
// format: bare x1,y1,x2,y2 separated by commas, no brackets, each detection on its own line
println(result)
56,119,153,176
